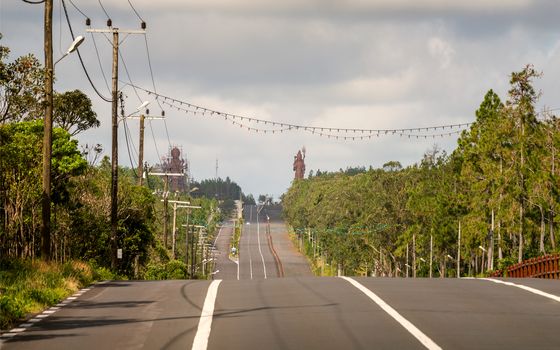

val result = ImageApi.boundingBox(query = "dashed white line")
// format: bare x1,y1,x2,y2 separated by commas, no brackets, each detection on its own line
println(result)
481,278,560,303
192,280,222,350
340,277,442,350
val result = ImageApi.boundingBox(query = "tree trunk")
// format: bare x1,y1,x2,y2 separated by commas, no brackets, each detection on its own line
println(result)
550,210,556,250
518,205,524,263
539,207,545,253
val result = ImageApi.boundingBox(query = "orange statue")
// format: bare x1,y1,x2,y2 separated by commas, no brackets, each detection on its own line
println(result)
293,148,306,180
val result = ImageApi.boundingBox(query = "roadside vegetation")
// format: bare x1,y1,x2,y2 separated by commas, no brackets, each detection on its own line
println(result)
0,259,115,329
0,35,247,329
283,65,560,277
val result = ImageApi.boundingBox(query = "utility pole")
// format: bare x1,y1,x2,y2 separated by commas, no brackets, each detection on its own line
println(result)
138,114,145,186
110,29,119,269
413,233,416,278
429,234,433,278
457,221,461,278
149,171,183,250
123,112,164,186
163,175,169,249
41,0,53,260
164,200,191,259
87,26,145,269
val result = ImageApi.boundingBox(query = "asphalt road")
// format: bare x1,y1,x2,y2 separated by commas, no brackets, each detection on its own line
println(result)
211,223,238,280
3,207,559,349
3,277,560,349
238,205,277,280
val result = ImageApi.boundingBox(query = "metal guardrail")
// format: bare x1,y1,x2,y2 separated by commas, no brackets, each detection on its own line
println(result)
491,254,560,278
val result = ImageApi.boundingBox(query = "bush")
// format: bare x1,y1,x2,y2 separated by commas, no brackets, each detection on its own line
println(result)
144,260,187,280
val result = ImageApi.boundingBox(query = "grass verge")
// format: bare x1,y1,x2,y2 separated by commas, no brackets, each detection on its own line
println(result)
0,259,115,330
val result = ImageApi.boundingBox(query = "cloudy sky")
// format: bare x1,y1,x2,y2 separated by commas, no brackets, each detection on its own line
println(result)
2,0,560,198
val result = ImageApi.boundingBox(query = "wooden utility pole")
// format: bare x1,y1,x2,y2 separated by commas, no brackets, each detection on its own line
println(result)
87,26,145,269
167,200,191,259
457,221,461,278
413,233,416,278
429,234,433,278
110,29,119,269
130,112,164,186
138,114,145,185
41,0,54,260
163,175,169,249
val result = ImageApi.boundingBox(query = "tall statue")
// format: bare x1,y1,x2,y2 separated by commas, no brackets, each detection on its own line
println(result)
293,147,306,180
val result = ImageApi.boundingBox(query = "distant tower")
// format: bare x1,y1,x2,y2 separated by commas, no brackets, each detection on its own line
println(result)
293,147,306,180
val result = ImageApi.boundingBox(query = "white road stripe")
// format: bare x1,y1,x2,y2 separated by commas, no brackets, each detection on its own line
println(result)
9,328,25,333
481,278,560,303
192,280,222,350
256,217,267,279
340,277,442,350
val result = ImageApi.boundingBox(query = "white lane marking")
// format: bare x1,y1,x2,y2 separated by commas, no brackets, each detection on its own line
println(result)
236,257,240,281
481,278,560,303
42,310,56,314
256,216,267,279
28,319,41,323
192,280,222,350
246,224,253,280
9,329,25,333
67,296,77,300
340,277,442,350
18,324,33,328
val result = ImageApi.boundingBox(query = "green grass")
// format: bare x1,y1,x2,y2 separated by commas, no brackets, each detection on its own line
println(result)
0,259,114,330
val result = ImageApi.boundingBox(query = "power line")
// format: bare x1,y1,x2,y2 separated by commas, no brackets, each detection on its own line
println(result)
148,119,162,163
21,0,45,4
67,0,88,19
90,32,111,93
127,0,144,22
97,0,110,20
61,0,112,102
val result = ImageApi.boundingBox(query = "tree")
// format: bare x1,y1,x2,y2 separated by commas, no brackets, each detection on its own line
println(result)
0,34,44,124
53,89,99,136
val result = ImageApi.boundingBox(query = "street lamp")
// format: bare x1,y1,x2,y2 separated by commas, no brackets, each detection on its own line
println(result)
54,35,85,65
42,34,85,260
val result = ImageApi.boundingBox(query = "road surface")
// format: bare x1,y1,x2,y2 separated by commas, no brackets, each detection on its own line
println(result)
3,207,559,349
2,277,560,349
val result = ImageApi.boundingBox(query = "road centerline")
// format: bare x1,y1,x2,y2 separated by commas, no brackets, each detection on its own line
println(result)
192,280,222,350
481,278,560,303
339,277,442,350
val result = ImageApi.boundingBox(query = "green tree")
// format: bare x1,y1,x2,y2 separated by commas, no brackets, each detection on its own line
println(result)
53,89,99,136
0,34,44,124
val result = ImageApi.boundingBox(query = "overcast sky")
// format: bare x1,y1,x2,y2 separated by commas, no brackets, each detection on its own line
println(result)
2,0,560,199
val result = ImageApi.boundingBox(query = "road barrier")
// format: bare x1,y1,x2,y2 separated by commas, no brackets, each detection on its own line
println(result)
492,254,560,278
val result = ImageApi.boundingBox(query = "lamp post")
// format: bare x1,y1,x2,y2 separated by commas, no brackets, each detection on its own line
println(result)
41,30,84,260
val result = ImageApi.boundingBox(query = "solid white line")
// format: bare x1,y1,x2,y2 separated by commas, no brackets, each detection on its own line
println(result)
192,280,222,350
256,216,267,279
481,278,560,303
246,224,253,280
236,257,240,281
9,328,26,334
340,277,442,350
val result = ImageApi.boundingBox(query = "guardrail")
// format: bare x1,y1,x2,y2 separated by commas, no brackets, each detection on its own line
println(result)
491,254,560,278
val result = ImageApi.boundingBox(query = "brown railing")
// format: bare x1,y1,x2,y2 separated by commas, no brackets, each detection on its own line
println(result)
491,254,560,278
